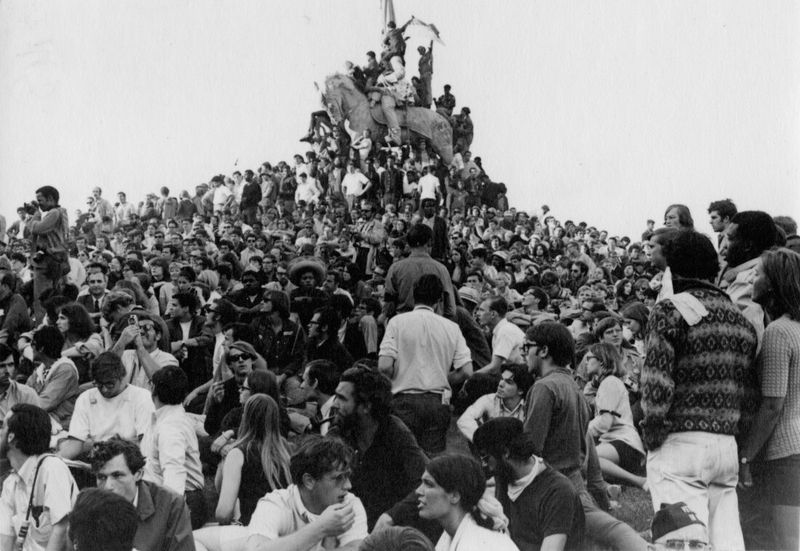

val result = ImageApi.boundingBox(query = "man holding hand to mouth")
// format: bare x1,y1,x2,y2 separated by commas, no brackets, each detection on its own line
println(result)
245,436,368,551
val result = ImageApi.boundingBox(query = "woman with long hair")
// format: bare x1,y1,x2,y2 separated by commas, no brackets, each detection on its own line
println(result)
447,249,469,287
739,248,800,551
216,369,290,442
194,394,292,551
593,316,643,395
417,454,518,551
56,302,103,383
149,256,174,315
217,394,291,524
584,343,647,489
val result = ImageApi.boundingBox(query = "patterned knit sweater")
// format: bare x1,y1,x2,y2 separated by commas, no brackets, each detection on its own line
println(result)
640,278,759,450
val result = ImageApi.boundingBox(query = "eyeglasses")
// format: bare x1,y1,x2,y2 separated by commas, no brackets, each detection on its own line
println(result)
93,380,118,391
138,324,155,332
228,353,252,362
238,384,251,392
659,540,709,551
522,341,540,354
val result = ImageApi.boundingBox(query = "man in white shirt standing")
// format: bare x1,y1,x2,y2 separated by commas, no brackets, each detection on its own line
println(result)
416,166,440,205
341,163,370,212
247,435,368,550
115,192,137,227
141,365,205,528
58,352,154,460
378,274,472,455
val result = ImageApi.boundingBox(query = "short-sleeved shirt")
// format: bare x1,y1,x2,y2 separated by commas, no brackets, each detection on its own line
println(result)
69,384,154,443
0,455,77,551
248,485,368,550
589,376,644,455
491,318,525,364
122,349,179,390
379,306,471,394
760,315,800,460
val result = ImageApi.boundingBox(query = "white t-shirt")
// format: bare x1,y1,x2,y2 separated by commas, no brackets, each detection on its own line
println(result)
418,173,440,201
69,385,154,443
436,515,519,551
248,485,368,550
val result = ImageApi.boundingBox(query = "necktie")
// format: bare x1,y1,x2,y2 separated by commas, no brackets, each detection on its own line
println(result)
94,299,100,312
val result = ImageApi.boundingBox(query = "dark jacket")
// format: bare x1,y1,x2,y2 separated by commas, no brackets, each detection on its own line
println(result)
167,315,214,390
134,481,195,551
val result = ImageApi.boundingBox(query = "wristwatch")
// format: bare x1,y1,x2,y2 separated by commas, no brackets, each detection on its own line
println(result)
739,456,749,465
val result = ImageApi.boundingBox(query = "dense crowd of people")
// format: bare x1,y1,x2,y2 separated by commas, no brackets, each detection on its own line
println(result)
1,20,800,551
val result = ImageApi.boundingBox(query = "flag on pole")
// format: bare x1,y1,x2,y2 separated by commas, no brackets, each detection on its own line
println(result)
407,16,445,45
381,0,396,34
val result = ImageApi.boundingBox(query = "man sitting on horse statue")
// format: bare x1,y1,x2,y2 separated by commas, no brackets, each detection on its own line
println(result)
373,54,415,146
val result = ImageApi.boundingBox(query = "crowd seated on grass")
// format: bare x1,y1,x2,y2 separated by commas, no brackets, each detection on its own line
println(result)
1,31,800,551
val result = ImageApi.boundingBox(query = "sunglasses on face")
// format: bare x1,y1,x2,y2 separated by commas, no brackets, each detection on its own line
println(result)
228,353,252,362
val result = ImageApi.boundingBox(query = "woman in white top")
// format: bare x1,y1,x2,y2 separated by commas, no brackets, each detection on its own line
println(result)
585,342,647,489
417,454,519,551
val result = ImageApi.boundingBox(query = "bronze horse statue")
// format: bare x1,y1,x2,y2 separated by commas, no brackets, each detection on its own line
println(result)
323,74,454,164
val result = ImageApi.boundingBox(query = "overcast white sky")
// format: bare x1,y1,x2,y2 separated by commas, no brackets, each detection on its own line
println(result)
2,0,798,237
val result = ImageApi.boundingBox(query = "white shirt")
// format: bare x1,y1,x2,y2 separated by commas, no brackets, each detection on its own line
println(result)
0,455,77,551
121,348,179,390
68,385,154,443
342,172,370,197
379,306,472,394
248,485,368,550
418,173,440,201
295,181,321,205
141,405,205,495
491,318,525,364
436,514,519,551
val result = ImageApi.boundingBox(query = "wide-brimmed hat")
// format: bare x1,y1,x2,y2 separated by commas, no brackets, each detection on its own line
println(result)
287,256,326,286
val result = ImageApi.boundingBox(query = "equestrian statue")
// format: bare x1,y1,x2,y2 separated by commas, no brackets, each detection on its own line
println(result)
322,73,454,165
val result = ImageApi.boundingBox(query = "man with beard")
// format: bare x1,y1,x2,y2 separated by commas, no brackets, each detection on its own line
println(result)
0,404,77,551
328,367,428,531
305,307,353,376
474,418,584,551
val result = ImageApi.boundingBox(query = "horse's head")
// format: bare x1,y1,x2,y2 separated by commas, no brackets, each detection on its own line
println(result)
323,73,363,124
323,88,345,124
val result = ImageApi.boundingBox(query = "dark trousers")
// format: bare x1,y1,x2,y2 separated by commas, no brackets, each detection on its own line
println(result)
185,488,208,529
392,393,450,456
